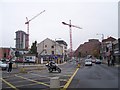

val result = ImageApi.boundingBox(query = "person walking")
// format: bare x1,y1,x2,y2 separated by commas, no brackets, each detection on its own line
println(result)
7,61,13,73
107,59,110,66
111,56,115,66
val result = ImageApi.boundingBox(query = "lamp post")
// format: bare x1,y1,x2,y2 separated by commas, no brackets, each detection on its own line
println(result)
96,33,104,60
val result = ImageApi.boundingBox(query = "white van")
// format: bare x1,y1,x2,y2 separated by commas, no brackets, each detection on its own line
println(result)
24,56,36,63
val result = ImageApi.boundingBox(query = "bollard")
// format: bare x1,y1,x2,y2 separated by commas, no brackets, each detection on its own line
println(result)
12,63,17,69
50,77,60,88
77,63,80,68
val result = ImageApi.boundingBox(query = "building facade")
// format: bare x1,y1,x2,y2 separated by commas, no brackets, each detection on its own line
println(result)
0,48,10,59
0,47,16,60
15,30,29,49
102,37,116,60
74,39,101,58
106,39,120,64
37,38,67,63
56,40,68,62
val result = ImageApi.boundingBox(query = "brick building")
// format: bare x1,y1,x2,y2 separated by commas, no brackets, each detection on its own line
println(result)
0,47,15,60
102,36,116,60
74,39,101,58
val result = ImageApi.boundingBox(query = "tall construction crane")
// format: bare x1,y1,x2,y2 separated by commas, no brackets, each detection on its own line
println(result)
62,20,82,59
25,10,45,49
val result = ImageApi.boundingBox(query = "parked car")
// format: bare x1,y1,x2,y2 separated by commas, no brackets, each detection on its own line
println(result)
85,59,92,66
95,59,102,64
0,61,8,70
92,59,96,63
24,56,36,63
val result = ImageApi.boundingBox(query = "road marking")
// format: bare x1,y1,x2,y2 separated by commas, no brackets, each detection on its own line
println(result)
13,82,39,88
60,79,67,82
53,74,71,77
15,75,50,87
0,78,19,90
2,75,15,79
62,68,79,89
30,73,50,79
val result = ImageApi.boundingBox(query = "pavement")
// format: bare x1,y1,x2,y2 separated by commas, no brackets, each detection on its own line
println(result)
102,60,120,67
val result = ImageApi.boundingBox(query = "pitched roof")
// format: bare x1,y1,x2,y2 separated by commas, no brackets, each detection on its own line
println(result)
102,37,116,42
56,40,68,46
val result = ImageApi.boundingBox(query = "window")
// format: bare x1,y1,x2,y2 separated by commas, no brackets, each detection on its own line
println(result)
64,46,67,49
51,45,54,48
30,57,32,59
45,45,47,48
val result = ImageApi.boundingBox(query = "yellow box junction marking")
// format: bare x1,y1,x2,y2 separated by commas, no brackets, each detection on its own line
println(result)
15,75,50,87
13,82,40,88
0,78,19,90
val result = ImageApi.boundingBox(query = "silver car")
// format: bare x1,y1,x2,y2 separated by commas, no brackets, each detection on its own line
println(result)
85,59,92,66
0,61,8,70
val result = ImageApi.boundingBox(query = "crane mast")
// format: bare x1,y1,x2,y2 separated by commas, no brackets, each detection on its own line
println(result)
25,10,45,49
62,20,82,59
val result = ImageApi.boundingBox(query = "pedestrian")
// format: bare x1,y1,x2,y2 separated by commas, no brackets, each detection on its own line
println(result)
111,56,115,66
7,61,13,73
107,59,110,66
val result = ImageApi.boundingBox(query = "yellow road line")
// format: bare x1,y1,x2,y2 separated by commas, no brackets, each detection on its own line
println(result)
15,75,50,87
63,68,79,89
0,78,19,90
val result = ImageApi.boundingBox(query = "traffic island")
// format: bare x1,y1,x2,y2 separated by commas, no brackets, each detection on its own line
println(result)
50,77,60,89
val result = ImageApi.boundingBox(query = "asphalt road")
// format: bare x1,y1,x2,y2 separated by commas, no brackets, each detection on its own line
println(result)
1,60,119,90
68,63,119,89
1,62,77,90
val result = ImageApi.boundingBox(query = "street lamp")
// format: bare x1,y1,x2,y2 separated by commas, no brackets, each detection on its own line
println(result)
96,33,104,60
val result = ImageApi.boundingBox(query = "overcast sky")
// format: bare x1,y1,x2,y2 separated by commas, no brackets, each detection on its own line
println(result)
0,0,119,50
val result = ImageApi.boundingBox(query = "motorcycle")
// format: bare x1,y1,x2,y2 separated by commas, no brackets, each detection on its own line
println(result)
45,62,61,73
